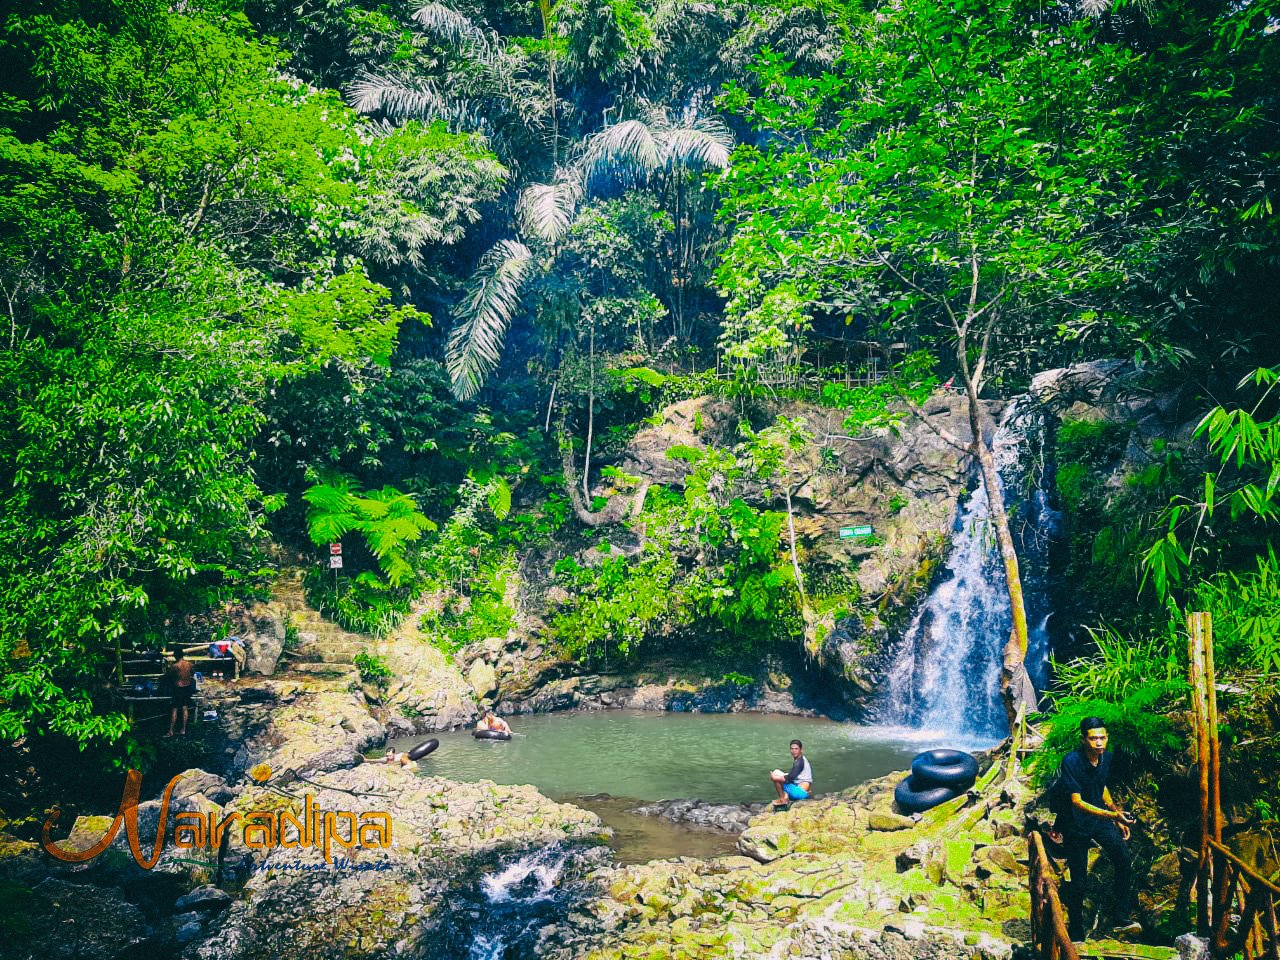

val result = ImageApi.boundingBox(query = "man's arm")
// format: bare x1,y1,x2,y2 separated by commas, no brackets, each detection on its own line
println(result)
1070,791,1123,821
782,758,804,784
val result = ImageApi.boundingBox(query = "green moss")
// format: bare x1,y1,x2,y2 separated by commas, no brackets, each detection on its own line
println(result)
1055,461,1089,510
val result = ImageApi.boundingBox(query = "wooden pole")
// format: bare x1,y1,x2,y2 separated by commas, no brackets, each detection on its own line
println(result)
1202,613,1224,845
1190,611,1213,935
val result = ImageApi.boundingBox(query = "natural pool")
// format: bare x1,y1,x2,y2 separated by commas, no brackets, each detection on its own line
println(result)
386,709,989,862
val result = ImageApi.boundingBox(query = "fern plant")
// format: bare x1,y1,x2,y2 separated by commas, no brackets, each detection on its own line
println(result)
303,471,436,587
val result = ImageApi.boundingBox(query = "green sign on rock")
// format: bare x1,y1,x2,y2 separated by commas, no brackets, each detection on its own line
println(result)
839,525,874,539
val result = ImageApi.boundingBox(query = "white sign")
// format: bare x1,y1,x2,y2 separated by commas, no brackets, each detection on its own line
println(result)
328,555,343,569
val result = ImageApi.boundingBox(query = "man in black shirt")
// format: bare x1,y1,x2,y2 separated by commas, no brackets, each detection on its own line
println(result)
1055,716,1140,940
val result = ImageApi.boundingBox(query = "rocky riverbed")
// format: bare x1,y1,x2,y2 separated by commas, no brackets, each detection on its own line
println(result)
1,650,1041,960
540,765,1037,960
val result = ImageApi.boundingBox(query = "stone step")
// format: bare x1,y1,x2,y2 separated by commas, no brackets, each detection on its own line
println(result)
289,648,357,662
290,662,356,676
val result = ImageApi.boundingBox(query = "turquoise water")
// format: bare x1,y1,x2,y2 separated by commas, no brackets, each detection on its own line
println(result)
385,710,992,862
388,709,984,804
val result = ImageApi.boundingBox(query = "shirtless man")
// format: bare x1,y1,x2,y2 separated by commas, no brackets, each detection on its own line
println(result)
475,709,512,735
165,650,195,737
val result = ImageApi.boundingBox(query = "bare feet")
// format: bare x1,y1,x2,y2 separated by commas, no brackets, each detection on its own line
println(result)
163,732,174,738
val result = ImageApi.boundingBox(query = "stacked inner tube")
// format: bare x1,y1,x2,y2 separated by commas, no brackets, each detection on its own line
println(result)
473,729,512,741
894,749,979,814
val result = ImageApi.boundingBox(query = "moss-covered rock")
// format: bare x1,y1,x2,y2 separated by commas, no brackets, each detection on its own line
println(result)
547,757,1045,960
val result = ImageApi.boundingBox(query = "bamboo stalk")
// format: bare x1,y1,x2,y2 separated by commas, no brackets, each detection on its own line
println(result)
1191,612,1213,935
1203,613,1224,845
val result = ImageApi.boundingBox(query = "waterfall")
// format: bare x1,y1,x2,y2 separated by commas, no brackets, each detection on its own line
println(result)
880,398,1057,738
419,843,601,960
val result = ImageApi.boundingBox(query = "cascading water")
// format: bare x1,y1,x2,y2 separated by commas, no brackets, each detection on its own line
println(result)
419,843,605,960
880,398,1058,738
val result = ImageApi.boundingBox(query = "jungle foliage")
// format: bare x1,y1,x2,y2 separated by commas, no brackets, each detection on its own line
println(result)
1,0,1278,783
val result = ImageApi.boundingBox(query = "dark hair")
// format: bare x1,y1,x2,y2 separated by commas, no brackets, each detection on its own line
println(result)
790,739,803,750
1079,717,1107,737
174,648,186,660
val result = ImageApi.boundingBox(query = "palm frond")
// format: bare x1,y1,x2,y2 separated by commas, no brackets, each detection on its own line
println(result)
447,239,534,401
579,119,663,193
516,177,581,244
662,116,733,174
412,2,520,76
347,72,452,119
413,3,490,49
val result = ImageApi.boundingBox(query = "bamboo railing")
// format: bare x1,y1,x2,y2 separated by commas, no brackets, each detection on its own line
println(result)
1030,830,1082,960
1188,611,1279,960
1206,839,1280,960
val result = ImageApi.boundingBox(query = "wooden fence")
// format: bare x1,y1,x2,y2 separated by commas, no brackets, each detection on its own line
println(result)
1188,610,1279,960
1029,830,1081,960
1205,838,1280,960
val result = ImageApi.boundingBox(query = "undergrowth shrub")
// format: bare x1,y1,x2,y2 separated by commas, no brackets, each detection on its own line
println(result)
1032,626,1187,786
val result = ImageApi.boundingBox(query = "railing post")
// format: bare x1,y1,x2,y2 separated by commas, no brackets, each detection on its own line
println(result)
1029,831,1081,960
1189,610,1223,936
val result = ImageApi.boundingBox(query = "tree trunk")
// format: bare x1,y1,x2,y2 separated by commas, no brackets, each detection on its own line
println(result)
963,384,1039,727
782,486,806,600
582,323,595,504
559,433,630,527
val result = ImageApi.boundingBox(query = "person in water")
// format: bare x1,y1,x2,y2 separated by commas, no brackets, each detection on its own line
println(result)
165,649,196,737
1055,717,1140,941
770,739,812,807
383,751,412,767
476,709,512,735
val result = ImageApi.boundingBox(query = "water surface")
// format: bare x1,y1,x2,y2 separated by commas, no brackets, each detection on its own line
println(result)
387,709,989,861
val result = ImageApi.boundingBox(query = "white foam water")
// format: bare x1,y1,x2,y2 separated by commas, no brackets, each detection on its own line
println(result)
880,398,1056,737
479,846,568,905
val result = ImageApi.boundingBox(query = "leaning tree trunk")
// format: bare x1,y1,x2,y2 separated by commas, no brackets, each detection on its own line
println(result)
558,431,652,529
964,384,1039,727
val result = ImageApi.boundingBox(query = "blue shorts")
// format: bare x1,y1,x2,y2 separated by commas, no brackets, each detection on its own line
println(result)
784,783,809,800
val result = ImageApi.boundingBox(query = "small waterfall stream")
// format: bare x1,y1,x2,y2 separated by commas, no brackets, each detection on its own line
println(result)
419,843,604,960
880,398,1058,738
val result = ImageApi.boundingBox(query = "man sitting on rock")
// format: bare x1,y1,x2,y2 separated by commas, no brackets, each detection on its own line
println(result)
769,739,812,808
476,709,512,736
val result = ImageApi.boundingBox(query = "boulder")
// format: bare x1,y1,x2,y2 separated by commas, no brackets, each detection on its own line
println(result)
467,658,499,702
174,884,233,912
227,684,384,777
870,811,917,832
242,605,286,676
364,617,479,733
1176,934,1212,960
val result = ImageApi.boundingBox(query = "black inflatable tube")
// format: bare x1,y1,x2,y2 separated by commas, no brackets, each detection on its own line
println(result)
472,729,511,741
894,775,959,814
407,738,439,761
910,749,979,790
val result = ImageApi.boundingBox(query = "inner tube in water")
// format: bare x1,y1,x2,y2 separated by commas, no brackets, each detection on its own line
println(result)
407,738,439,761
894,775,959,814
473,729,512,741
910,749,979,790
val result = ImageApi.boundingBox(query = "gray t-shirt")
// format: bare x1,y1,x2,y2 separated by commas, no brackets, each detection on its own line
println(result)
784,755,813,785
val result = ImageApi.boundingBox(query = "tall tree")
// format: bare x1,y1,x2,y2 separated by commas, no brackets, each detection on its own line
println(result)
717,0,1154,724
